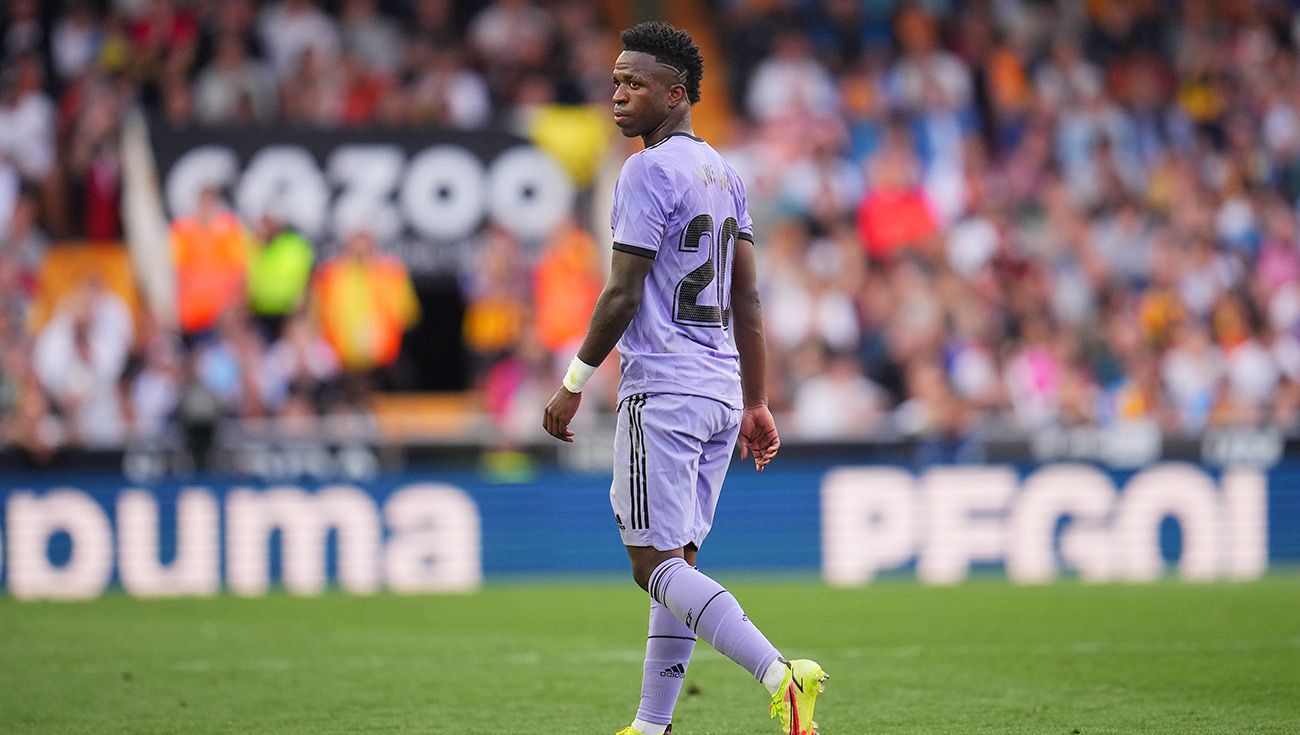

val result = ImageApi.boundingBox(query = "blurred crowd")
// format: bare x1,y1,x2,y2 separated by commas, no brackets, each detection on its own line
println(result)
718,0,1300,449
2,0,1300,458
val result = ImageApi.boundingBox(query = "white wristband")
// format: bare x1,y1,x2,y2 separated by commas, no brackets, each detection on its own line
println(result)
562,356,598,393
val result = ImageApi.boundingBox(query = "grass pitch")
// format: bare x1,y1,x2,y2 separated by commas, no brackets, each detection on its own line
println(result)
1,576,1297,734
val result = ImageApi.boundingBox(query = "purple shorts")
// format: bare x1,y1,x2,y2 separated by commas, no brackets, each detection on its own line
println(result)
610,392,741,551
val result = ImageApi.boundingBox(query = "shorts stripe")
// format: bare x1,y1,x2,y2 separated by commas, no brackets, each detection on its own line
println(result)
633,394,649,529
625,395,639,530
624,394,650,530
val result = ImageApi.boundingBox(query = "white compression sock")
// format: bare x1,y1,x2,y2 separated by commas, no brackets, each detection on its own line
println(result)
760,658,789,695
635,599,694,728
630,718,667,735
646,557,782,684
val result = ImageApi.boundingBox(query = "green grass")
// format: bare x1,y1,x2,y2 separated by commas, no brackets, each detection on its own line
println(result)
1,577,1298,734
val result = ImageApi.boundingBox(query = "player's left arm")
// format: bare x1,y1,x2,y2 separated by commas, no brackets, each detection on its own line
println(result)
542,250,654,442
731,236,780,471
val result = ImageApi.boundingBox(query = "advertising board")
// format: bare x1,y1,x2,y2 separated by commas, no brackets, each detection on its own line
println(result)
1,461,1296,599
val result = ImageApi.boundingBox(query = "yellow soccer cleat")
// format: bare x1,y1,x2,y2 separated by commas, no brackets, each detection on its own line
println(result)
770,659,829,735
616,726,671,735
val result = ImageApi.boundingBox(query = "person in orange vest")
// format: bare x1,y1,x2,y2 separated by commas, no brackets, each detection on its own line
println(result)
532,217,603,356
170,186,248,340
311,226,420,379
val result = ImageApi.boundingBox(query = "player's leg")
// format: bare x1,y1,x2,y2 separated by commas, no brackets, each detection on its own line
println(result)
621,398,777,685
626,544,698,735
632,399,827,734
612,394,697,735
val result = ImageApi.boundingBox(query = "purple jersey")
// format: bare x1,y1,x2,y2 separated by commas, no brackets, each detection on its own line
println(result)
611,132,754,409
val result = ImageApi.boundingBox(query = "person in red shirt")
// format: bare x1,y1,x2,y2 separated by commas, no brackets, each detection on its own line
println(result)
855,144,940,262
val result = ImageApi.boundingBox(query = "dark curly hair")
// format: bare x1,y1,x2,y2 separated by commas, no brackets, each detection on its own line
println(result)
620,21,704,104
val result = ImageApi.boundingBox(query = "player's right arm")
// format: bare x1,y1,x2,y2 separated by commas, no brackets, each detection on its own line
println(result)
542,250,654,442
731,236,780,471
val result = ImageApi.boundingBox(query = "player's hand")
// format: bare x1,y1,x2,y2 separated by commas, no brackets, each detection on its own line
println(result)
738,404,780,472
543,386,582,442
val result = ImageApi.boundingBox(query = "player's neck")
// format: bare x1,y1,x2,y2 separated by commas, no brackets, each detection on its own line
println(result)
641,109,695,148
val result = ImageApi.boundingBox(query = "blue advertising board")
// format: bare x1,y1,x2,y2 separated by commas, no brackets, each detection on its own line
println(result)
0,459,1296,598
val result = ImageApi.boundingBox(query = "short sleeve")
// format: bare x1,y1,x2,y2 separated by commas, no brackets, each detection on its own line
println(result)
730,165,755,243
611,154,673,258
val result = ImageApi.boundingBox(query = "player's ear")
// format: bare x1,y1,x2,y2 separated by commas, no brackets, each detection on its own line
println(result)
667,83,686,108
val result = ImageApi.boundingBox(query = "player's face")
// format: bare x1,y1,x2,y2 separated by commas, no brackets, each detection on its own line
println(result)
611,50,680,138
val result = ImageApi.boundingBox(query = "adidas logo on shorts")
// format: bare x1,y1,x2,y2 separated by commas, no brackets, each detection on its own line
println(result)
659,663,687,679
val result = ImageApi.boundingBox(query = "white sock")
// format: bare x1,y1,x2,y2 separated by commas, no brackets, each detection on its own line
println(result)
646,558,782,682
636,600,694,727
631,718,667,735
761,658,789,696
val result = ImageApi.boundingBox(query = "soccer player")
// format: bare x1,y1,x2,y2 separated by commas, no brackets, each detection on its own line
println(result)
542,21,828,735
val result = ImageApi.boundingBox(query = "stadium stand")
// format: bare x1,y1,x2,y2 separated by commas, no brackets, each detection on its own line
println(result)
0,0,1299,461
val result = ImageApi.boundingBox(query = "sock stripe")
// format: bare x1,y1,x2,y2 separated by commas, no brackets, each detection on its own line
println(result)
649,557,685,604
692,589,728,633
647,634,697,641
649,558,666,601
649,559,667,602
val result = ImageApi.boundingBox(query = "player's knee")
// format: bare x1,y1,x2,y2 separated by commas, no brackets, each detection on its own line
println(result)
630,558,656,591
627,548,683,592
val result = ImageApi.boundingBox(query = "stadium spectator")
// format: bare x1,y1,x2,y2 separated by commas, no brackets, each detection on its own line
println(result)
196,0,263,69
170,186,248,339
776,120,863,227
468,0,553,72
461,226,528,374
246,212,313,336
280,46,344,126
1,339,59,461
51,1,103,84
746,29,838,124
257,0,339,82
532,218,602,356
0,54,54,184
265,312,339,409
64,83,123,239
129,325,183,440
408,0,457,49
856,142,940,262
406,43,491,129
311,226,420,375
1,186,48,278
340,0,402,77
31,276,132,446
1,0,42,60
128,0,199,96
337,49,390,126
193,308,270,417
889,6,973,114
193,32,278,125
790,343,885,440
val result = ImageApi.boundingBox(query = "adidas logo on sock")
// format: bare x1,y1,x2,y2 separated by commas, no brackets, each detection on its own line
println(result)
659,663,687,679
